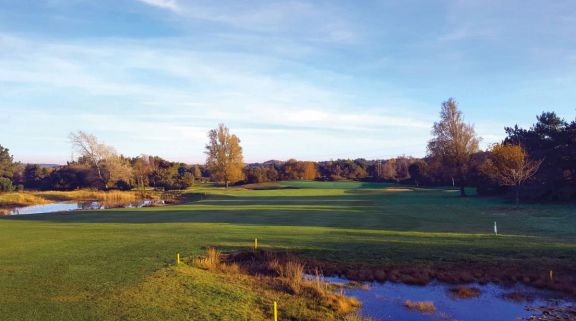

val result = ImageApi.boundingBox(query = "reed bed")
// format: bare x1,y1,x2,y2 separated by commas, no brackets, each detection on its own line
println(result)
0,193,50,207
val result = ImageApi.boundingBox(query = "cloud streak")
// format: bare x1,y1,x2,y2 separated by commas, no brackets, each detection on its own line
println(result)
135,0,179,12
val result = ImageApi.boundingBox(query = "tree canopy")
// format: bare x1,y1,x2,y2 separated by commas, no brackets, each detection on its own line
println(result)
427,98,480,196
205,124,245,188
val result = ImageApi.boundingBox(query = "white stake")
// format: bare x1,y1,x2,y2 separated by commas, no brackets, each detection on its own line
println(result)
494,221,498,235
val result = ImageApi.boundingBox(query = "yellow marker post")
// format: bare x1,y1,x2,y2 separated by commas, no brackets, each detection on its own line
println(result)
177,253,180,265
549,270,554,282
273,301,278,321
254,238,258,250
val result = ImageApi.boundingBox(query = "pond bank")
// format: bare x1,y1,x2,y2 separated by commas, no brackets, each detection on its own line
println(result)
225,251,576,297
0,190,177,215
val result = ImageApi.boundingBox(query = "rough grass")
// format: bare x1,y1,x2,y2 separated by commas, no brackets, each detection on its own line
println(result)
0,193,50,208
0,181,574,320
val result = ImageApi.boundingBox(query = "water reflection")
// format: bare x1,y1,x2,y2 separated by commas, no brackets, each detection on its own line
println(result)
5,200,164,215
322,276,574,321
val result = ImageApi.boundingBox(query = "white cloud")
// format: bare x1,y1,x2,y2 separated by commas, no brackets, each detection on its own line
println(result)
135,0,179,12
0,33,436,163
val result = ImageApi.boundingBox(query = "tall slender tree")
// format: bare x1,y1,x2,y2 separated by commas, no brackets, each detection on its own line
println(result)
427,98,481,196
205,124,245,188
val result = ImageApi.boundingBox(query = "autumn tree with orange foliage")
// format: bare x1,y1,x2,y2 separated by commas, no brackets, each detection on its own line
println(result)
300,161,318,180
205,124,245,188
482,143,542,207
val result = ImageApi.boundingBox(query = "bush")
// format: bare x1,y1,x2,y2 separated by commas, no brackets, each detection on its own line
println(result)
0,177,14,192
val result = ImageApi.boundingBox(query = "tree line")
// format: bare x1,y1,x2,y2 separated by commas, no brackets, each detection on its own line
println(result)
0,100,574,204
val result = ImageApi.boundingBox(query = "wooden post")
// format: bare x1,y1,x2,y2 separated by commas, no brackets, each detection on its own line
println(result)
177,253,180,265
273,301,278,321
254,238,258,250
494,221,498,235
549,270,554,282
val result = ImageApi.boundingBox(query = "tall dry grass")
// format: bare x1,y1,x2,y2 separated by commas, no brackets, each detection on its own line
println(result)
0,193,50,207
193,247,221,270
34,190,140,203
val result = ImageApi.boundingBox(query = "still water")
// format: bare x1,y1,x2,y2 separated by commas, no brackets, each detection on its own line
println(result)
5,200,163,215
324,276,574,321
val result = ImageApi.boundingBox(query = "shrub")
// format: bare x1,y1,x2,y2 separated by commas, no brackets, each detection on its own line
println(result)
0,178,14,192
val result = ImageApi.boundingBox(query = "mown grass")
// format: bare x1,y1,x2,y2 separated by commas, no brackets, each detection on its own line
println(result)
0,181,574,320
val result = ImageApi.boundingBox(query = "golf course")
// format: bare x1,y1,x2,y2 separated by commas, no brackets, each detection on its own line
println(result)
1,181,575,321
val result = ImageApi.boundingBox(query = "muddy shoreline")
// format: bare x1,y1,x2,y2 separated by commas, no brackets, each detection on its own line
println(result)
225,250,576,297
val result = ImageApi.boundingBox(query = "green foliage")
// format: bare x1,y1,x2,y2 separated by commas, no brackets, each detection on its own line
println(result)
0,144,15,179
504,112,576,201
0,177,14,192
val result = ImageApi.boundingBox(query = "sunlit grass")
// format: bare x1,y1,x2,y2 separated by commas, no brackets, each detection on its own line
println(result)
0,181,574,320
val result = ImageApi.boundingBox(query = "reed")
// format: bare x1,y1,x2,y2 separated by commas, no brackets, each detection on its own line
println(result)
0,193,50,207
193,247,221,271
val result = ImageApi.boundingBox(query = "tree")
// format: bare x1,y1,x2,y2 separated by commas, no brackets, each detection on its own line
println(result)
408,160,428,187
192,165,202,185
300,161,318,180
504,112,576,201
105,155,133,189
427,98,481,196
205,124,245,188
69,131,116,188
0,144,15,179
133,155,152,190
483,144,542,207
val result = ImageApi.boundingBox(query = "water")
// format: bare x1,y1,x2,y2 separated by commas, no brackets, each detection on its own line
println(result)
4,200,164,215
323,276,574,321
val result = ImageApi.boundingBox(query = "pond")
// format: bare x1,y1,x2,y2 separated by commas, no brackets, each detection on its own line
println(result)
4,200,164,215
323,276,575,321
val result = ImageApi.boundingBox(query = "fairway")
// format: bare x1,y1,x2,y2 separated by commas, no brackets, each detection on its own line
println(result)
1,181,575,321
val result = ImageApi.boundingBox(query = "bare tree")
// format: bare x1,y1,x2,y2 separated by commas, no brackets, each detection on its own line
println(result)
483,143,542,207
427,98,480,196
69,131,116,188
205,124,245,188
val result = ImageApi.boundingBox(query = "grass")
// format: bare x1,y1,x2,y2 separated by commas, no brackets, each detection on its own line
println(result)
0,180,575,320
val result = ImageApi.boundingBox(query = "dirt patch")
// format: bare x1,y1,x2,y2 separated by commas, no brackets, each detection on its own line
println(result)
383,187,413,192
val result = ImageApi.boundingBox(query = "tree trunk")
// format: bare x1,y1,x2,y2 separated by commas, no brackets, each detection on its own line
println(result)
225,181,229,189
460,184,466,197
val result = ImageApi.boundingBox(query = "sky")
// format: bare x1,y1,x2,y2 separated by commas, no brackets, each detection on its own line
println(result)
1,0,575,164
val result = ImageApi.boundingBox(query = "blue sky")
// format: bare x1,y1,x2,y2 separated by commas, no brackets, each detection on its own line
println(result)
1,0,575,164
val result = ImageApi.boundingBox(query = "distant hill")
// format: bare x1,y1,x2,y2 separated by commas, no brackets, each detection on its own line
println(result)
26,163,62,169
